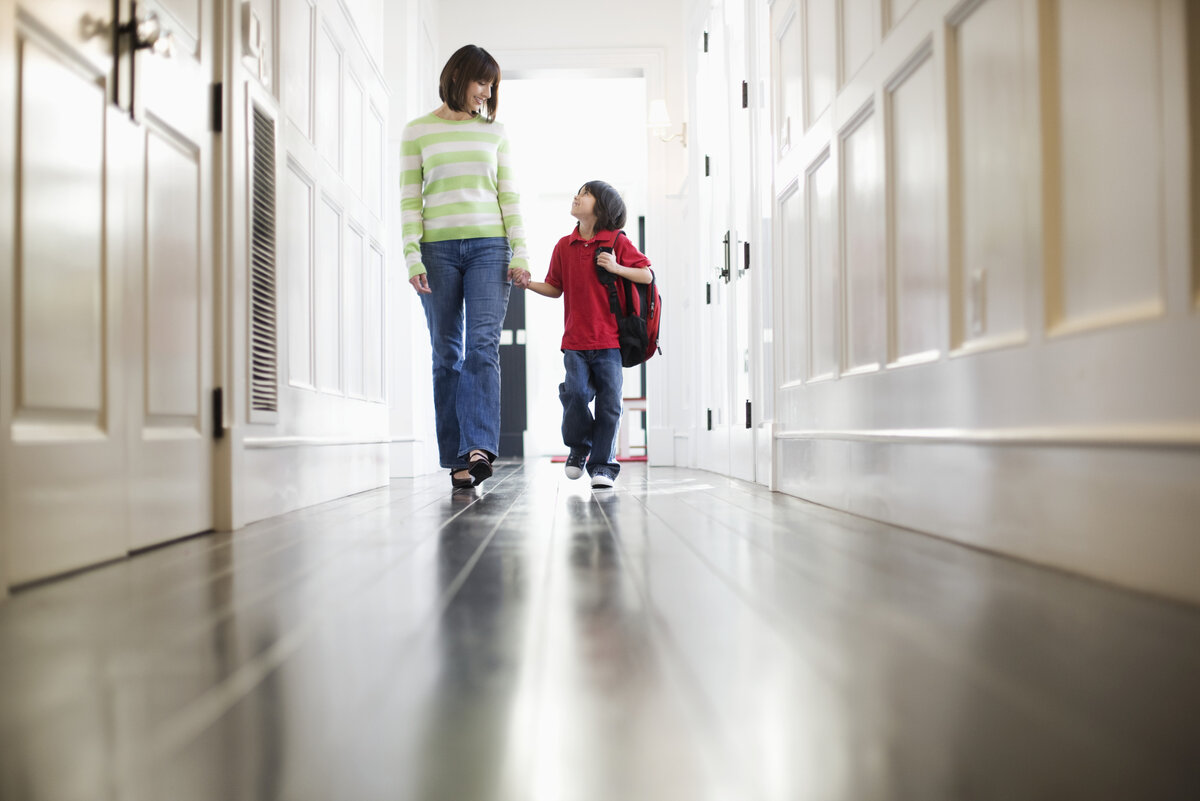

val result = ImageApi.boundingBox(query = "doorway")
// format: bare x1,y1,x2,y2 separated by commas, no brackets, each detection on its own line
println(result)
498,71,651,460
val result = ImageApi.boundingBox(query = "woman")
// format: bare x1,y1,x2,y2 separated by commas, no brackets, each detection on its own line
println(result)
401,44,531,488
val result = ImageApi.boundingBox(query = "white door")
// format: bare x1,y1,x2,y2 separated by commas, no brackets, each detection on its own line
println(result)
696,13,731,476
724,0,756,483
123,0,213,549
0,0,214,585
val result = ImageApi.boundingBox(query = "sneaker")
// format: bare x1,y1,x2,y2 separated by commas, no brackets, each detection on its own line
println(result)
590,472,615,489
564,451,586,480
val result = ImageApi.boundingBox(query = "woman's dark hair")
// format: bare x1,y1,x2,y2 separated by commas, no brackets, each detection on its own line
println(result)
580,181,627,231
439,45,501,122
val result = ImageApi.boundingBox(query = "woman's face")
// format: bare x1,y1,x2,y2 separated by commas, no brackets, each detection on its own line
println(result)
464,79,493,113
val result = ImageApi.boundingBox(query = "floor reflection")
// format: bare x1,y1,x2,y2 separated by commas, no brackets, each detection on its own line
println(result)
2,461,1200,801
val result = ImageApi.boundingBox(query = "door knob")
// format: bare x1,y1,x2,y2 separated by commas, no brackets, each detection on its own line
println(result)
118,3,174,57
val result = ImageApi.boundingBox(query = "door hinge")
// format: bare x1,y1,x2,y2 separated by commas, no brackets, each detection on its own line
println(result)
707,408,713,431
210,82,223,133
706,282,712,305
745,400,752,429
704,155,710,177
721,231,731,282
742,80,749,109
703,31,709,53
212,387,225,439
743,241,750,270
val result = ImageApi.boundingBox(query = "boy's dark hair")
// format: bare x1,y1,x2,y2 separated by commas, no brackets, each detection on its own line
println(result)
439,45,501,122
580,180,627,231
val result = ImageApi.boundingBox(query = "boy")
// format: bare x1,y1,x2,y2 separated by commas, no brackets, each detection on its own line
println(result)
516,181,653,488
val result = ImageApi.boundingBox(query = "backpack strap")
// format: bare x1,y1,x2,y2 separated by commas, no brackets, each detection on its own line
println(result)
602,230,627,317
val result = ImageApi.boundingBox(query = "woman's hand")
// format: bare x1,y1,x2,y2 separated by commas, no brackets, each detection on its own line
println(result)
509,267,532,288
409,274,432,295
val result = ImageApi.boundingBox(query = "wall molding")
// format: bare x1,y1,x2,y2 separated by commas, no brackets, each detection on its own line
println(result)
776,424,1200,449
245,435,391,449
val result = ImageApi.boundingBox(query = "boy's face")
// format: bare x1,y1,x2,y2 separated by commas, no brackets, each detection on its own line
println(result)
571,188,596,221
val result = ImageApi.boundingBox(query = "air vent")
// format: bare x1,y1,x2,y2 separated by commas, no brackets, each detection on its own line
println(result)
249,104,278,413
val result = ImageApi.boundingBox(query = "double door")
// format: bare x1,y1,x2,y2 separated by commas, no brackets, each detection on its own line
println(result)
1,0,214,585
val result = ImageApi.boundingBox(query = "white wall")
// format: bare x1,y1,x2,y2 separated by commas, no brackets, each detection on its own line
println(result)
231,0,393,523
749,0,1200,603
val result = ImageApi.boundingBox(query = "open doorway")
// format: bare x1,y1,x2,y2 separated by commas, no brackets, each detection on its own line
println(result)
499,71,650,460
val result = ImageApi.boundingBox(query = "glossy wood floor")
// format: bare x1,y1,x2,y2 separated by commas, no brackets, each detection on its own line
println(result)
2,460,1200,801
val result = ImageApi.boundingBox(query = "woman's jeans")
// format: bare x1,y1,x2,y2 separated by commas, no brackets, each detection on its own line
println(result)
419,237,512,469
560,348,623,478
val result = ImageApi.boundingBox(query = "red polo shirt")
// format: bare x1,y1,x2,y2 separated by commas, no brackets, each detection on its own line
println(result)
544,227,652,351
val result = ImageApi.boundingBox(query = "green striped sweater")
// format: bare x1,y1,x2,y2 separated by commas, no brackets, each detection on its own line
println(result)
399,112,528,278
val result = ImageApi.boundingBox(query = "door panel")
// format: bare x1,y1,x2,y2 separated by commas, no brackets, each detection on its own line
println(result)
5,4,130,582
19,38,106,413
145,130,201,416
127,0,213,549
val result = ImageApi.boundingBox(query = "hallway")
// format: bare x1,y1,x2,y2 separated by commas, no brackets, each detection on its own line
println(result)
2,461,1198,801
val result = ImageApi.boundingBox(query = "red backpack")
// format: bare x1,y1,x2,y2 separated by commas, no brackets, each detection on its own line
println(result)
602,233,663,368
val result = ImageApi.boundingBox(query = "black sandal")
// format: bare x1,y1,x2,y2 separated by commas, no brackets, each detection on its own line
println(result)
450,468,474,489
468,450,494,485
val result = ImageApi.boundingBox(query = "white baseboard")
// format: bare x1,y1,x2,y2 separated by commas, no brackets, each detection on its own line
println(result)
242,442,389,526
776,435,1200,605
649,427,678,466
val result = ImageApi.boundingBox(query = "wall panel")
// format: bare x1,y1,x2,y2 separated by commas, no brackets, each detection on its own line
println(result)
316,22,341,171
842,0,876,83
841,107,885,373
316,196,342,394
889,0,919,30
344,225,365,399
807,151,839,380
284,164,313,387
774,1,803,154
805,0,837,126
1050,0,1164,331
889,46,941,362
367,103,384,218
345,72,363,197
950,0,1028,347
365,245,385,402
780,181,805,384
282,0,312,139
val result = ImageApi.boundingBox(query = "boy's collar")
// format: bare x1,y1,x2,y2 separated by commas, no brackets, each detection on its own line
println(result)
570,226,619,245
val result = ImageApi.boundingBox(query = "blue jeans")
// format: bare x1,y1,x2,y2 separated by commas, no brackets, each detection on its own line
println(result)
559,349,623,478
419,237,512,469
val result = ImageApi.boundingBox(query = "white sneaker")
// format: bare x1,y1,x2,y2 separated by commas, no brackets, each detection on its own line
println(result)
564,451,586,480
590,473,615,489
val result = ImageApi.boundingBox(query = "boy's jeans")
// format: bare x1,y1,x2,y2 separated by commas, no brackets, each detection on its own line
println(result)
560,349,623,478
419,237,512,469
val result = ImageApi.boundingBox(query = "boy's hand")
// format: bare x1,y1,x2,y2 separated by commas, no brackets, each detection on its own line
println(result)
597,252,619,273
509,267,531,288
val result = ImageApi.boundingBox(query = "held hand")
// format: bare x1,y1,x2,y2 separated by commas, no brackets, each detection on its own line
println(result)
509,268,531,288
409,274,432,295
